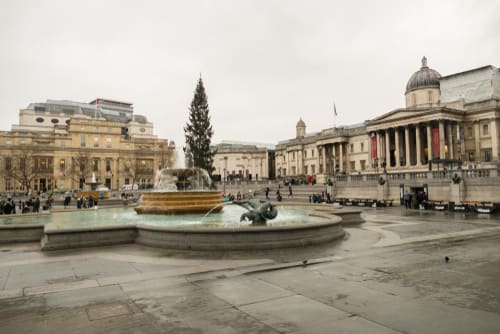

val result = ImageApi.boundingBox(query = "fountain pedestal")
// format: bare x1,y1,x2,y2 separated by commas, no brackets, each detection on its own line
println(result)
135,191,222,215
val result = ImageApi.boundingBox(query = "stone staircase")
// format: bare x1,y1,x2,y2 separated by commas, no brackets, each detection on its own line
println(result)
253,184,330,203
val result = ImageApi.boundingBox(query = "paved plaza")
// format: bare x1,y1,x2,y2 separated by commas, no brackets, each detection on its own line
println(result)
1,207,500,333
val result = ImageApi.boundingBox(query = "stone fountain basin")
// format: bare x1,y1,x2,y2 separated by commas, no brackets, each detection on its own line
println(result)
0,205,363,251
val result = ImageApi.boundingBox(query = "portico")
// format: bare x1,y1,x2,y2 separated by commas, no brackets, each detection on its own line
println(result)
366,110,465,171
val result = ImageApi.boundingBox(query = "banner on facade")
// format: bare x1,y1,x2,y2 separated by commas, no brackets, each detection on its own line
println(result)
432,128,440,157
371,135,377,159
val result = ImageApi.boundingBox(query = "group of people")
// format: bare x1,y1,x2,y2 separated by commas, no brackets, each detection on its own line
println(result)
221,191,244,202
0,197,42,215
76,196,97,209
403,190,427,209
310,192,331,204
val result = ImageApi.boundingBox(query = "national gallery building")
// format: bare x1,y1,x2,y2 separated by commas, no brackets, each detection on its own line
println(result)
274,58,500,203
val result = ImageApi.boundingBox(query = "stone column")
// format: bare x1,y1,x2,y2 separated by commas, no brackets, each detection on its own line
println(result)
474,121,480,162
405,126,410,167
316,146,321,175
385,130,390,168
322,146,326,174
394,128,400,168
456,124,462,162
297,150,302,175
490,118,499,162
376,131,381,165
426,123,433,161
439,120,446,159
416,125,422,167
339,143,344,173
447,123,454,159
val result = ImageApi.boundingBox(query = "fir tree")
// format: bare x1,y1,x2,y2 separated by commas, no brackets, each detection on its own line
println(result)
184,77,215,175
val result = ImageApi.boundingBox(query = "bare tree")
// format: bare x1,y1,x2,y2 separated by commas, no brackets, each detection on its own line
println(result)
121,153,155,189
70,151,92,189
7,151,37,195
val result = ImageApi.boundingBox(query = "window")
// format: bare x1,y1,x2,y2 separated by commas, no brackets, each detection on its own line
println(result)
106,138,112,148
92,159,99,172
350,144,354,152
483,124,489,136
311,165,315,174
51,118,59,124
304,150,307,158
5,157,12,170
304,166,308,174
428,91,432,103
80,135,86,147
412,94,416,106
360,160,366,170
5,178,12,192
349,161,355,171
483,150,492,162
311,149,315,157
360,143,364,152
36,117,44,123
59,159,65,172
105,159,111,172
93,137,99,148
468,151,475,161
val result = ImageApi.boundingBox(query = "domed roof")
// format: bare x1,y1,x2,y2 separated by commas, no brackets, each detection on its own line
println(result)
405,57,441,93
296,117,306,128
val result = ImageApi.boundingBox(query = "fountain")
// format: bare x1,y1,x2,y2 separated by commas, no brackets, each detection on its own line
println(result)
0,168,364,251
135,168,223,214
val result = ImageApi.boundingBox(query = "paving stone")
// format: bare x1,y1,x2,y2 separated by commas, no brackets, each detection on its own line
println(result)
195,276,293,306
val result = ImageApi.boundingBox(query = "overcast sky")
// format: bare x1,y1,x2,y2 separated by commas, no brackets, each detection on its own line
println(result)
1,0,499,152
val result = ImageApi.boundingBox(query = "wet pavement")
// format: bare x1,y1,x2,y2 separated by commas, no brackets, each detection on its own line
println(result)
1,206,500,333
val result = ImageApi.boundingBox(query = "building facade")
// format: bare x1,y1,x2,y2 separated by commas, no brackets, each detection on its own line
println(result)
212,141,274,182
0,98,175,194
276,58,500,182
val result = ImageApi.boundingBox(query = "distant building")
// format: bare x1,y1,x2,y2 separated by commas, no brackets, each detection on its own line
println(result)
212,141,275,181
0,98,175,193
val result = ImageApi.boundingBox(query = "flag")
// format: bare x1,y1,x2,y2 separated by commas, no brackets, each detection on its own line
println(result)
334,103,337,116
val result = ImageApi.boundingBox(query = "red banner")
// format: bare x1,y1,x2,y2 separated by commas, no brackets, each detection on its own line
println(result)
371,136,377,159
432,128,440,157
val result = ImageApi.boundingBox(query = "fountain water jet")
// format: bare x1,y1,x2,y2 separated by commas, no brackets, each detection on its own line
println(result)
135,167,222,215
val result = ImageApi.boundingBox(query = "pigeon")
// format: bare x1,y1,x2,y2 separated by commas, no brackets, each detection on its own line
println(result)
302,260,308,266
445,256,449,263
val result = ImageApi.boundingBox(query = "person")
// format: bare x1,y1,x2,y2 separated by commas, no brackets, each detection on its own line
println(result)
64,194,71,209
288,183,293,197
265,187,270,200
276,189,282,202
236,191,241,201
34,197,41,213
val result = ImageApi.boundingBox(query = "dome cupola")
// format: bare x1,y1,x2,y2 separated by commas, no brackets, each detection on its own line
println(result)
405,56,441,94
405,57,441,108
296,118,306,138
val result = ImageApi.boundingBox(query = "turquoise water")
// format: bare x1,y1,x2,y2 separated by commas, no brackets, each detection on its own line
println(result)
0,205,328,230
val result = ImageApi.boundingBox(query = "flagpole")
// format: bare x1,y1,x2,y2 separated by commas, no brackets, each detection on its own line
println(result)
333,102,337,128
